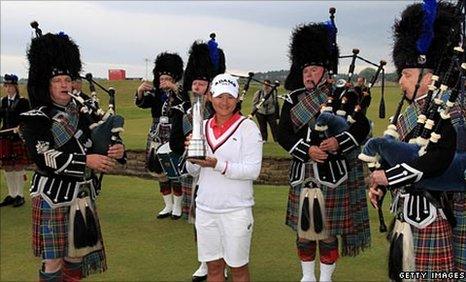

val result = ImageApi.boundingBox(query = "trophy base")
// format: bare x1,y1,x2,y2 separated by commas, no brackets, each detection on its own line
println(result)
187,139,206,160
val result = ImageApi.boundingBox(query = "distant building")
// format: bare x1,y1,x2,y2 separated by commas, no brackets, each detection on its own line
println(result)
108,69,126,80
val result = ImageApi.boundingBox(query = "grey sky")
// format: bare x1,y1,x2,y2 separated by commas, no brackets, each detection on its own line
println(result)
1,1,416,79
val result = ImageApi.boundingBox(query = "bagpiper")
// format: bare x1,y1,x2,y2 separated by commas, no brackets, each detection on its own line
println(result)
277,16,371,281
135,52,184,219
20,30,125,281
367,0,466,279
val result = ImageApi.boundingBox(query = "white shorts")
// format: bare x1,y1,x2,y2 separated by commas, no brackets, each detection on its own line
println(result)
195,207,254,268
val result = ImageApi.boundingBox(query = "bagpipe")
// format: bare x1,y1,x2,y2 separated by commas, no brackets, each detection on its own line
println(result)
314,49,386,134
308,52,387,189
68,73,125,157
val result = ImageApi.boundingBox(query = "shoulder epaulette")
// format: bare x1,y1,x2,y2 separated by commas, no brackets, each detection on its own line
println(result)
20,106,49,119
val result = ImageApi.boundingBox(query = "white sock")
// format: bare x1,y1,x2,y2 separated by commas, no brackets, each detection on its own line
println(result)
172,195,183,217
4,171,17,197
300,261,316,282
319,262,336,282
14,170,25,197
159,194,173,215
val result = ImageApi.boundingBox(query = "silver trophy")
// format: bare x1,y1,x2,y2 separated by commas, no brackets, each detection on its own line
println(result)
187,91,206,159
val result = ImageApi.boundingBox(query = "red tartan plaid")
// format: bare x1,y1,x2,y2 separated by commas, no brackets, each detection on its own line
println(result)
0,138,31,167
412,215,455,277
32,196,42,256
285,184,300,229
180,175,194,220
32,196,69,259
322,183,352,235
452,192,466,273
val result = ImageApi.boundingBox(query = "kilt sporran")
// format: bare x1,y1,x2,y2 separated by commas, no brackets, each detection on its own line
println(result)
298,185,329,241
68,196,102,258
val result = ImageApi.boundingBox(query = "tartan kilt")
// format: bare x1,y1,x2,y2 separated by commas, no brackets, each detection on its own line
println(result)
452,192,466,273
412,215,455,277
31,196,107,277
180,175,194,220
0,138,31,167
286,150,371,255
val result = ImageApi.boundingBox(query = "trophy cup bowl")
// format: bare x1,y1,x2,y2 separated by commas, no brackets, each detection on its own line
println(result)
187,92,206,159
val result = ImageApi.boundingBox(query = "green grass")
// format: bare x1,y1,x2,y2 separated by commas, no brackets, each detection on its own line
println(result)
1,174,391,281
4,81,402,158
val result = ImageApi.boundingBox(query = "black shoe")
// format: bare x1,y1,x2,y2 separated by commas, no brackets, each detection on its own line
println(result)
0,195,15,207
192,275,207,282
13,196,25,207
156,212,171,219
171,214,181,220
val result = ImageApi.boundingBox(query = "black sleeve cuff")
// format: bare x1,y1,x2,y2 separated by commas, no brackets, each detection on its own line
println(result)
134,91,154,107
134,91,143,107
386,163,423,188
335,131,358,154
289,139,311,162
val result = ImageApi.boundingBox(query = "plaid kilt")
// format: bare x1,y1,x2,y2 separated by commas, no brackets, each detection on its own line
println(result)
180,175,194,220
31,196,107,277
452,192,466,273
0,138,31,167
412,215,455,278
286,149,371,256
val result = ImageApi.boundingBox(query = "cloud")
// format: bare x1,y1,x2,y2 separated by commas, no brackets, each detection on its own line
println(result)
1,1,406,79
